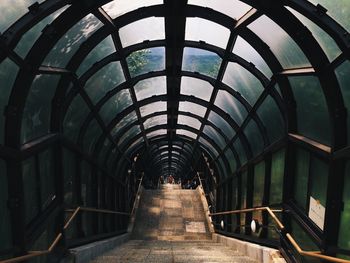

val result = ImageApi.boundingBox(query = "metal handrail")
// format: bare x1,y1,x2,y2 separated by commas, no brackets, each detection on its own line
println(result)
0,206,131,263
209,207,350,263
130,175,144,216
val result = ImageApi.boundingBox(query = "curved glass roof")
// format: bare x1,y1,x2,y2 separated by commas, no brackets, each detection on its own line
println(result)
0,0,349,181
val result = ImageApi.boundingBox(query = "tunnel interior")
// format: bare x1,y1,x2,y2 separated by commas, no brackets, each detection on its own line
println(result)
0,0,350,262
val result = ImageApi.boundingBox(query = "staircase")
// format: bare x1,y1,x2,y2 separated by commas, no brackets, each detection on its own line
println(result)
89,184,258,263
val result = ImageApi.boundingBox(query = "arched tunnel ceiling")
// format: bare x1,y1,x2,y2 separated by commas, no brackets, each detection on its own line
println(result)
0,0,349,180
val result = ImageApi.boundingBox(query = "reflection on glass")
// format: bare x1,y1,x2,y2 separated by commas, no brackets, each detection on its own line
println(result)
140,101,167,117
77,36,116,76
178,115,202,130
294,148,310,209
233,138,246,165
203,125,226,149
43,14,102,67
147,129,166,139
270,149,285,204
215,90,247,125
179,101,207,117
253,161,265,206
182,48,222,78
176,129,197,139
186,18,230,49
223,62,264,105
208,111,235,140
99,89,132,125
224,149,236,173
233,36,273,78
243,120,264,157
125,137,144,156
248,15,310,68
85,61,125,104
180,76,213,101
118,125,141,148
144,115,167,129
199,137,219,158
111,111,138,137
120,17,165,47
84,119,103,154
127,47,165,77
134,76,166,101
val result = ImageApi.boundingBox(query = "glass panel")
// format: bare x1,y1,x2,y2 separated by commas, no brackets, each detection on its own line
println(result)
76,36,116,76
111,111,138,137
199,137,219,158
182,48,222,78
248,15,310,68
270,149,285,204
64,95,90,142
287,7,341,61
294,148,310,209
243,120,264,157
233,36,273,78
233,138,247,165
0,0,43,33
21,74,61,143
289,76,331,145
147,129,166,139
208,111,235,140
134,76,166,101
215,90,248,125
140,101,167,117
39,149,55,210
203,125,227,149
257,95,285,143
126,137,144,156
335,60,350,145
127,47,165,77
23,157,39,224
179,102,207,117
185,18,230,49
0,160,12,250
223,62,264,105
43,14,103,67
218,157,227,178
253,161,265,207
84,119,103,154
118,125,141,148
339,162,350,250
176,129,197,139
188,0,252,20
144,115,167,129
180,76,213,101
102,0,162,19
99,89,132,124
224,149,236,173
178,115,202,130
99,139,111,164
14,6,69,58
241,171,248,209
120,17,165,47
63,149,75,205
0,59,19,145
309,157,328,208
85,61,125,104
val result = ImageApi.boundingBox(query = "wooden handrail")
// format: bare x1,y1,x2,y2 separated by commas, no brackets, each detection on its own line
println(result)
209,207,350,263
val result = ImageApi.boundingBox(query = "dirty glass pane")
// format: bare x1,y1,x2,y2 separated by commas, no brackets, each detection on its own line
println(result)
188,0,252,20
253,161,265,207
64,95,90,141
243,120,264,157
182,48,222,78
309,157,328,208
180,76,213,101
120,17,165,47
178,115,202,130
23,157,39,224
248,15,310,68
339,162,350,250
134,76,166,101
199,137,219,158
223,62,264,105
270,149,285,204
294,148,309,210
76,36,116,76
43,14,103,67
225,149,236,173
144,115,167,129
127,47,165,78
291,218,319,256
257,95,285,143
99,89,132,125
176,129,197,139
118,125,141,148
233,138,247,166
84,119,103,154
39,149,55,210
111,111,138,136
179,102,207,117
208,111,235,140
287,7,341,61
147,129,166,139
21,74,61,144
215,90,248,125
0,160,12,250
335,60,350,145
102,0,162,19
0,59,18,145
233,36,273,78
14,6,69,58
140,101,167,117
85,62,125,104
186,18,230,49
289,76,331,145
203,125,227,149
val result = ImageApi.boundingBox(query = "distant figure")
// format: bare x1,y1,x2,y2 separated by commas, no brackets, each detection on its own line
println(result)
160,175,164,184
168,175,174,184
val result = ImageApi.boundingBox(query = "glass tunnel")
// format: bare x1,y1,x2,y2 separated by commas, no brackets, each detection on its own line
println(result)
0,0,349,262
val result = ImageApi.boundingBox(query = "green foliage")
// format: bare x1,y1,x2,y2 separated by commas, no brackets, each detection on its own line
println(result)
127,49,151,76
